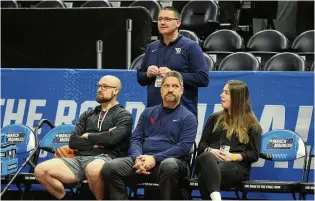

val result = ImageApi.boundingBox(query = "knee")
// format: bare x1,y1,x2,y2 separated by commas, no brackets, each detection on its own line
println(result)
196,152,216,168
34,163,49,180
101,162,116,180
158,158,179,177
86,164,103,181
197,152,216,163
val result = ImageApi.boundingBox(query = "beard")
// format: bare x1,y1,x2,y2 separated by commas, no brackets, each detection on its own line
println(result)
96,92,114,103
164,93,178,102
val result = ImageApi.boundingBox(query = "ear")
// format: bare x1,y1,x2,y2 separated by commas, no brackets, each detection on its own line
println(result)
176,20,181,28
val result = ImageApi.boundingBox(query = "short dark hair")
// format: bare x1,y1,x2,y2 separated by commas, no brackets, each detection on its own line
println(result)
161,71,183,87
160,6,180,19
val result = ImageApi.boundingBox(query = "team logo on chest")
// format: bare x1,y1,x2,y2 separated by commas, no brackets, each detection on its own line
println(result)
175,48,181,54
150,117,156,124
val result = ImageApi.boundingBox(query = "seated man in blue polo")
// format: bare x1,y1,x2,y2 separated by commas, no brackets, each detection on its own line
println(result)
102,71,198,200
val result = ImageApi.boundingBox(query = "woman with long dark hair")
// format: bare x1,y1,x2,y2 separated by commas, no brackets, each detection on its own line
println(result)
196,80,262,200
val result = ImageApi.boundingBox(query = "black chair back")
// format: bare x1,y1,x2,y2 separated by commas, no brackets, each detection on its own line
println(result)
218,52,260,71
264,52,306,71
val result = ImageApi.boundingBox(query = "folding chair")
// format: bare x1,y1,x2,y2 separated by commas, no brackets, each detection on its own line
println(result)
34,119,99,199
241,129,307,200
0,124,37,199
128,142,197,199
34,120,74,160
0,119,76,199
300,146,314,200
31,119,78,197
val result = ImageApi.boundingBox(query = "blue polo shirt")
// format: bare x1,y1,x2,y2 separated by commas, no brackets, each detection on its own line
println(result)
128,104,197,162
137,35,209,116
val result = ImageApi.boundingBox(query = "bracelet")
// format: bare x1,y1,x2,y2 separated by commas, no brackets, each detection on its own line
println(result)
231,154,237,161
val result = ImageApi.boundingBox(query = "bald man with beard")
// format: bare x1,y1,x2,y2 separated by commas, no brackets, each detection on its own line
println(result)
34,75,133,200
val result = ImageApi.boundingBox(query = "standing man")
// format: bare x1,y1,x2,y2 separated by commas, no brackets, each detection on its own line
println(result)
137,6,209,117
102,71,198,200
34,75,133,200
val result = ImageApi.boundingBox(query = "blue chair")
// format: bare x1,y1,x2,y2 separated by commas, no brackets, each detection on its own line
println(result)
34,119,97,199
31,119,78,198
300,146,314,200
241,129,308,200
32,119,75,170
37,123,75,159
0,124,37,198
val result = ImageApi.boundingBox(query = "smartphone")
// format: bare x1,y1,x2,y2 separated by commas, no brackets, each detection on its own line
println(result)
220,145,230,152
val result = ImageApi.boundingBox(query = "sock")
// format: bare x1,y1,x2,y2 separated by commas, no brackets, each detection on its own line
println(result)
210,191,221,201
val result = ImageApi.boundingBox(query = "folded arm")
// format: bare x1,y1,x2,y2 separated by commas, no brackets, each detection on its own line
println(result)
69,111,94,151
87,110,133,147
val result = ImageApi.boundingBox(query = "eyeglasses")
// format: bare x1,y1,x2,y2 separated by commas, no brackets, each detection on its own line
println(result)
96,84,117,91
158,17,178,22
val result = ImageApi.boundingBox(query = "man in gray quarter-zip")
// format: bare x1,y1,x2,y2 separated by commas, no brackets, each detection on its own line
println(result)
34,75,133,200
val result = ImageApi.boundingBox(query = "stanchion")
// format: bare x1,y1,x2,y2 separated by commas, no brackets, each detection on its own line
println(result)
126,19,133,69
97,40,103,69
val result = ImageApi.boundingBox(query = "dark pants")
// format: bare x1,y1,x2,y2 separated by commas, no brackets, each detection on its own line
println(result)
102,157,188,200
195,152,247,200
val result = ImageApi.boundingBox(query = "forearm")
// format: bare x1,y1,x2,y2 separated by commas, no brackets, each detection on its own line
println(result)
197,142,209,155
87,128,130,146
87,111,132,146
240,128,261,163
128,111,145,160
137,71,153,86
232,153,244,162
197,115,215,155
180,71,209,87
153,144,191,162
69,135,94,150
240,151,259,163
87,131,110,144
128,142,143,160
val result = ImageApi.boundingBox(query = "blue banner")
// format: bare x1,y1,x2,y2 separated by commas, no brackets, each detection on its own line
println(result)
1,69,314,199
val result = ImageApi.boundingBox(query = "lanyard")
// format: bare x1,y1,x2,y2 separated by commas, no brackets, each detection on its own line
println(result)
163,46,176,67
156,37,180,67
97,110,108,132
